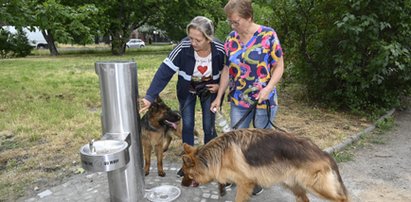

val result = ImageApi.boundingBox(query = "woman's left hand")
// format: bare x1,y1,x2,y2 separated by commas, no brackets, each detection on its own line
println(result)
206,84,219,93
256,86,273,104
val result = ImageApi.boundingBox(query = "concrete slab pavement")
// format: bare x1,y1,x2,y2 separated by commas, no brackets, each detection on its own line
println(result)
17,162,328,202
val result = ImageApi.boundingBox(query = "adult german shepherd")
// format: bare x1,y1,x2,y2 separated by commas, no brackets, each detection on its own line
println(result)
141,97,182,177
181,128,349,202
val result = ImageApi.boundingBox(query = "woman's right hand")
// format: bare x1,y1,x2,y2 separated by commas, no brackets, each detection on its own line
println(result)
139,98,151,113
210,99,221,113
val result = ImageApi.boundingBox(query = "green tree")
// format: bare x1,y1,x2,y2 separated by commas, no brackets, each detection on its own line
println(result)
30,0,100,55
0,0,32,26
3,0,227,56
87,0,154,55
151,0,226,42
2,0,100,56
89,0,226,55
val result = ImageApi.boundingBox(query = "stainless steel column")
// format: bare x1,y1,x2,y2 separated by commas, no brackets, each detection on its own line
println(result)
95,61,144,202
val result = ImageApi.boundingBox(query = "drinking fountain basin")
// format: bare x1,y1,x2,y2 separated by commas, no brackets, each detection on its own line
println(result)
80,139,130,172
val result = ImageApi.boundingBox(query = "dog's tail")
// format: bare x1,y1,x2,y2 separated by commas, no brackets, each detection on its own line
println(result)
162,135,173,152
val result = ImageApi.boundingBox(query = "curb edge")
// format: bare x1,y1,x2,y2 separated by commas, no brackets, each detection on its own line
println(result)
324,108,396,154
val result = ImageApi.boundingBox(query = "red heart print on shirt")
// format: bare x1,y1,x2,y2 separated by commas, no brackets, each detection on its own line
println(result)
198,65,208,74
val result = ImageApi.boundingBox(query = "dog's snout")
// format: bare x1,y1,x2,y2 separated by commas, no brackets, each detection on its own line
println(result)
165,110,181,122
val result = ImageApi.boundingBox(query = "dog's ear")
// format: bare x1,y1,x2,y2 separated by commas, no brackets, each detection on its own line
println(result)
183,143,194,154
155,96,164,104
182,155,194,167
150,99,160,110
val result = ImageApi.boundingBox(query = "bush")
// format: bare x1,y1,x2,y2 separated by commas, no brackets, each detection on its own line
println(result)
0,29,13,57
9,30,33,57
266,0,411,115
0,28,33,58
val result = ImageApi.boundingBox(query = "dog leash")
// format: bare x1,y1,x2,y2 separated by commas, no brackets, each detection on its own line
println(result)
231,101,287,133
231,103,257,130
179,93,287,132
263,101,288,133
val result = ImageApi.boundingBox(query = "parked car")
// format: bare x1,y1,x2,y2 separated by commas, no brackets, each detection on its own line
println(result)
126,39,145,48
3,26,48,49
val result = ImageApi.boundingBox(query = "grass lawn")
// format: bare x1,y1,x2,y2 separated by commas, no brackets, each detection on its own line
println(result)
0,45,371,201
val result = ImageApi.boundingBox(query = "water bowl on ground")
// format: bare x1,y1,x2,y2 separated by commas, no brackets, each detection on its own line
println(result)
145,185,181,202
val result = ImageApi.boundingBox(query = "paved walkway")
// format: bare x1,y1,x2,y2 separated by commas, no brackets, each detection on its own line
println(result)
17,108,410,202
19,162,329,202
338,108,411,202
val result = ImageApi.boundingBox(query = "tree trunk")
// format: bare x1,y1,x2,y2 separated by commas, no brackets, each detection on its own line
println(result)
41,30,59,56
111,37,126,55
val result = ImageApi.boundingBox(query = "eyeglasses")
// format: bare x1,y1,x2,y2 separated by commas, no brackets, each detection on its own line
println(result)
226,18,241,26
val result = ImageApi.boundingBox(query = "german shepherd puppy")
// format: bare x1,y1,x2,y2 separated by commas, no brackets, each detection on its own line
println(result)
141,97,182,177
181,128,349,202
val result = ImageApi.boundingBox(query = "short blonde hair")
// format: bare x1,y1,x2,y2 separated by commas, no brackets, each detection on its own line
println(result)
224,0,253,20
186,16,214,41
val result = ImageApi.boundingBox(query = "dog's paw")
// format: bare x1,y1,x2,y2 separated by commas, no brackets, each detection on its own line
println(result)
220,189,227,196
158,171,166,177
145,171,150,176
219,183,227,196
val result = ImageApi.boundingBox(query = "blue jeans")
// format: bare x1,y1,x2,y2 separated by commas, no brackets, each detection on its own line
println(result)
230,101,278,129
180,93,217,145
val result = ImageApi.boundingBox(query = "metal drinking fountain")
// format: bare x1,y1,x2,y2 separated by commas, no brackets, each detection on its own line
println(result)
80,61,145,201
